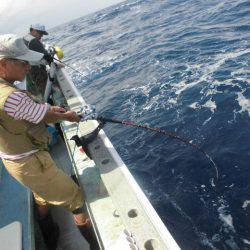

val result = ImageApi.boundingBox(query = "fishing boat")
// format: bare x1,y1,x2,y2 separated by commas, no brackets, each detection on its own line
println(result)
0,60,181,250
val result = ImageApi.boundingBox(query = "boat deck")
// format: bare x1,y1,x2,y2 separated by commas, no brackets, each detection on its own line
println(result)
49,135,90,250
0,161,34,250
0,135,90,250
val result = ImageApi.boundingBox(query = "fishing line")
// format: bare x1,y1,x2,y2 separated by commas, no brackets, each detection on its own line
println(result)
97,116,219,182
54,57,87,78
56,60,219,183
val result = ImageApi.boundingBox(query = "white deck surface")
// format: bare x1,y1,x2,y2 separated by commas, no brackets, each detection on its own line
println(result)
0,221,22,250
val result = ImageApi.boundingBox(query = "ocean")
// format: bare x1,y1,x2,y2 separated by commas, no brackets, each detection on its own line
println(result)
48,0,250,249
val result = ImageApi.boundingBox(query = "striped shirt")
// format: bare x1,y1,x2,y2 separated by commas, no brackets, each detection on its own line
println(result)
0,92,50,160
3,92,50,124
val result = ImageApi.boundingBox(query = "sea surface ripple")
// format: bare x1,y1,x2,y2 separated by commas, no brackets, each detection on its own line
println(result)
49,0,250,249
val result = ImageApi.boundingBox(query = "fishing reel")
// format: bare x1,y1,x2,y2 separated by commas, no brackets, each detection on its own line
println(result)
46,46,64,60
72,104,103,159
78,104,98,122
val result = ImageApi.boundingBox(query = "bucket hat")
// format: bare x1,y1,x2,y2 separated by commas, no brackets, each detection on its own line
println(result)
30,23,48,35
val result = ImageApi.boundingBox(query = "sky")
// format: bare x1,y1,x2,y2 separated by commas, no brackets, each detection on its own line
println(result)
0,0,125,35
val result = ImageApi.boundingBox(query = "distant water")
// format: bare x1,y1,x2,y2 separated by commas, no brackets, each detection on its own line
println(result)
49,0,250,249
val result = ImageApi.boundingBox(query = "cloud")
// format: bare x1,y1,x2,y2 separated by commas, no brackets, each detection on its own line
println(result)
0,0,124,35
0,0,56,34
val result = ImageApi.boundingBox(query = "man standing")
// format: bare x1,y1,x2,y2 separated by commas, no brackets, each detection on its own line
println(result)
24,24,53,98
0,34,95,249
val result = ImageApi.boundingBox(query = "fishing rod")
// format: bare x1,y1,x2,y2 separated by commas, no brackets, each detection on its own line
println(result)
56,59,219,183
97,116,219,182
53,57,87,78
74,106,219,183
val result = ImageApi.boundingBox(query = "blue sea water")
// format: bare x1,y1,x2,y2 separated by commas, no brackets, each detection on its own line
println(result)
49,0,250,249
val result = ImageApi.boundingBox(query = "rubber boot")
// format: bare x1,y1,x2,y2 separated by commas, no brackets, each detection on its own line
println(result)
37,213,60,250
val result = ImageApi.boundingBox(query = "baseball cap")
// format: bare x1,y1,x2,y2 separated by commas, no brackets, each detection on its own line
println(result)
0,34,44,63
30,23,48,35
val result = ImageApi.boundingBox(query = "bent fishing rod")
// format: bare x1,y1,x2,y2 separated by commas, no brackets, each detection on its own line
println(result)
73,106,219,183
98,116,219,181
55,58,219,183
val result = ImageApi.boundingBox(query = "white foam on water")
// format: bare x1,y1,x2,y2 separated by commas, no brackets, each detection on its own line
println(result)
243,239,250,245
199,232,218,250
204,87,220,97
212,233,221,242
221,214,234,231
231,68,250,80
206,1,227,14
217,199,235,233
236,92,250,116
209,49,250,75
242,200,250,209
168,98,178,105
175,80,200,95
174,48,250,95
122,79,155,97
203,117,212,126
225,236,240,250
189,102,200,109
210,178,216,187
203,99,217,113
120,48,249,118
144,92,161,111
